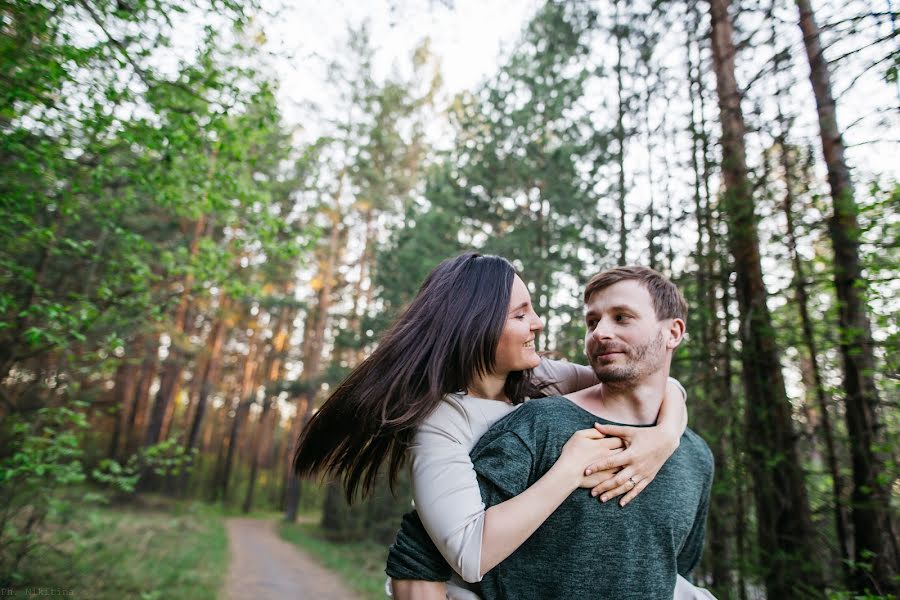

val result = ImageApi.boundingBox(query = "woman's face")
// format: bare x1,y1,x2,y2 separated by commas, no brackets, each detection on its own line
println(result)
493,275,544,375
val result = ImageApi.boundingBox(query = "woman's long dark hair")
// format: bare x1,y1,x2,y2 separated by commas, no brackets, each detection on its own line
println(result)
292,252,542,501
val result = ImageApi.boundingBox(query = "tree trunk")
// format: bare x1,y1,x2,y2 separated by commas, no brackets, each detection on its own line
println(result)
614,0,627,266
242,305,293,513
123,335,158,458
177,303,228,495
107,357,138,461
687,21,735,596
283,395,313,523
220,334,260,503
707,0,823,595
776,129,852,582
795,0,898,592
143,205,211,451
282,200,344,521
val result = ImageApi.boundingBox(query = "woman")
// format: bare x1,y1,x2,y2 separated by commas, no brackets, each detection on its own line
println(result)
293,253,706,599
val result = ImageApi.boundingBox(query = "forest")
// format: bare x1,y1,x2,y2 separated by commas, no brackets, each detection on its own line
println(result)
1,0,897,598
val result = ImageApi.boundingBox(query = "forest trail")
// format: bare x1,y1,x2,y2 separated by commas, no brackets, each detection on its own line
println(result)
224,518,360,600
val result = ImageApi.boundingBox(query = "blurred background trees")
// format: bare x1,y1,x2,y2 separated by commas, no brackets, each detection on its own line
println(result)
1,0,897,597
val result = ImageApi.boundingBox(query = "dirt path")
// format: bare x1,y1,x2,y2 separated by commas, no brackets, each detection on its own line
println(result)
224,518,362,600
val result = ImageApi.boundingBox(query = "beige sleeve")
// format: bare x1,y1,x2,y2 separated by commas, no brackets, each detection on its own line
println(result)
408,399,486,583
531,358,597,395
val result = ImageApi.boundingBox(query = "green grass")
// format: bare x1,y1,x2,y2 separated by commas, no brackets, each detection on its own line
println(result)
6,495,229,600
278,517,389,600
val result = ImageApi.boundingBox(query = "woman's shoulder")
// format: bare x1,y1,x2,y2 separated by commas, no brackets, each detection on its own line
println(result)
415,393,518,448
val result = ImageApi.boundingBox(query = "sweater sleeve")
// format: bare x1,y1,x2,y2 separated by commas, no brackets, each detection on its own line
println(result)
385,510,453,581
677,445,714,577
404,398,489,583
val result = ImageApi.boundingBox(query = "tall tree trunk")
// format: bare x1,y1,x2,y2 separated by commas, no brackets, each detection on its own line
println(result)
107,356,138,461
795,0,898,592
614,0,627,265
220,333,260,503
242,305,293,513
283,199,345,521
283,395,313,522
687,21,734,596
144,215,206,450
177,301,229,495
707,0,823,596
774,122,852,582
124,335,158,458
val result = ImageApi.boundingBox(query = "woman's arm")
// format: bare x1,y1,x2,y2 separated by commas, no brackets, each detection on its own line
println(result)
586,377,688,506
534,359,689,506
408,398,622,583
478,429,621,576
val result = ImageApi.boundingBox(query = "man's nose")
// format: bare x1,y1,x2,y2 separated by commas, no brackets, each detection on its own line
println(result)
591,320,613,340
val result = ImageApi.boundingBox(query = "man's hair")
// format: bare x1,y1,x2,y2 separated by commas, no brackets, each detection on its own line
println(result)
583,266,687,322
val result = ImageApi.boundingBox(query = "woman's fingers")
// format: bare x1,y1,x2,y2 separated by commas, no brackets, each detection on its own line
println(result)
594,467,638,499
574,426,607,440
592,423,634,446
584,446,630,475
618,476,651,507
581,468,618,490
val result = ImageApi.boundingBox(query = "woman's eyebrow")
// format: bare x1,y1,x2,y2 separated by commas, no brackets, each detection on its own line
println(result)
508,301,529,314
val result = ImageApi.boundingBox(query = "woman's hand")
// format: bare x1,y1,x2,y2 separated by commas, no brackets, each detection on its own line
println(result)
583,422,681,506
557,427,624,489
582,377,687,506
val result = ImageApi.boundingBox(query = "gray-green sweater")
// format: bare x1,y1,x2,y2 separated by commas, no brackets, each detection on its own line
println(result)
386,396,714,600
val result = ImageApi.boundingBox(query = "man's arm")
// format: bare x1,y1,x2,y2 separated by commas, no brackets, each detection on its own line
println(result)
677,453,714,577
385,511,453,582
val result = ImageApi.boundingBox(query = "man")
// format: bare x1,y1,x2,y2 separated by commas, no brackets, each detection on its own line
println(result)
390,267,714,599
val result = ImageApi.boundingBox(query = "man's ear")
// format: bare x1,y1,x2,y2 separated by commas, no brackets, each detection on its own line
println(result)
665,318,686,350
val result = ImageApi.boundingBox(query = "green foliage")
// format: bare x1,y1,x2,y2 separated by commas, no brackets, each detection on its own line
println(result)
4,499,228,599
0,403,212,584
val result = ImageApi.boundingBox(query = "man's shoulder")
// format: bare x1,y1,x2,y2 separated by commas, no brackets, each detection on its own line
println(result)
680,428,715,473
494,395,575,430
473,396,575,451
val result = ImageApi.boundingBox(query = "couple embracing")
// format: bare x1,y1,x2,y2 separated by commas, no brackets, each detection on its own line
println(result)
294,253,715,600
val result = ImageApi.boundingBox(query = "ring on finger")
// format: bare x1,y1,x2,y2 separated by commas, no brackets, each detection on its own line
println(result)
628,476,638,489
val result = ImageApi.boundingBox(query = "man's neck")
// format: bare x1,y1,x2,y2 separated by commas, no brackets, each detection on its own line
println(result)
569,369,670,425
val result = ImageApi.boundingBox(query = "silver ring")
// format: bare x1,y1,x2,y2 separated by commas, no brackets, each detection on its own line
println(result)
629,476,637,488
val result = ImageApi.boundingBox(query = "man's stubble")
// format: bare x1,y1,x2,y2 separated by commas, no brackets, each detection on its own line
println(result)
589,328,668,384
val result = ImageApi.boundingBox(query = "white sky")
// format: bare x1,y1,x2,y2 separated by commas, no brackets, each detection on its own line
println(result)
259,0,543,138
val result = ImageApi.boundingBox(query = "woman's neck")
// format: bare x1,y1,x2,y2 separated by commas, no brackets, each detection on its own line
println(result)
466,371,509,402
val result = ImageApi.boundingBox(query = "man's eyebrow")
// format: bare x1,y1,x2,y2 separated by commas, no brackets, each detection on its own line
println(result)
609,304,640,313
585,304,641,317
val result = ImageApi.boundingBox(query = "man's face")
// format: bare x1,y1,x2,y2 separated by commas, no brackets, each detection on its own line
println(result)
583,280,674,383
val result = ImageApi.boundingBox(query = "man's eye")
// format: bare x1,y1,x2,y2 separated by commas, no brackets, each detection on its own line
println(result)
586,320,597,329
616,314,631,322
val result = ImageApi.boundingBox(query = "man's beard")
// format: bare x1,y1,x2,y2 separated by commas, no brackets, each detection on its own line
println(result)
589,329,667,383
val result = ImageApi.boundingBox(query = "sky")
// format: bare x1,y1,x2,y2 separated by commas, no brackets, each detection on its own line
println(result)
259,0,543,138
